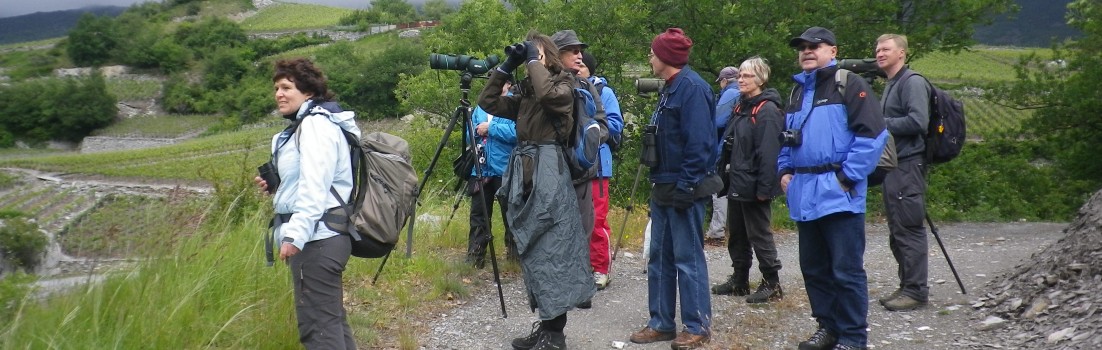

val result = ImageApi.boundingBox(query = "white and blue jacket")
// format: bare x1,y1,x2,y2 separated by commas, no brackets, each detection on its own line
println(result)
590,76,623,178
270,100,361,250
468,105,517,178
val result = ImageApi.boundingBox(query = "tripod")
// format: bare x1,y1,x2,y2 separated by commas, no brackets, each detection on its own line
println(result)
372,71,508,318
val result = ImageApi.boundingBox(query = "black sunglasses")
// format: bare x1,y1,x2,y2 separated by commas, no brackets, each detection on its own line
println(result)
795,43,822,51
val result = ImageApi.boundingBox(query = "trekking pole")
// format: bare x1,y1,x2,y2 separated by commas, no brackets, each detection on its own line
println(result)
438,181,467,238
612,163,645,261
926,213,966,294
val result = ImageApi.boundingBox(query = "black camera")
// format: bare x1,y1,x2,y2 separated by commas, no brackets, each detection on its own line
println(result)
257,162,281,194
636,78,665,94
641,125,659,167
429,53,501,75
779,129,802,147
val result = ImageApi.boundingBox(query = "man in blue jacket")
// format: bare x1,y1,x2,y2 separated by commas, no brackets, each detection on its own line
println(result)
465,82,518,268
578,51,624,290
779,27,888,350
705,66,741,243
629,27,717,350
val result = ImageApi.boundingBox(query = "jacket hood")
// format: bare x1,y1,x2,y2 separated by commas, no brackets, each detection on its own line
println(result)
294,99,361,139
744,88,782,108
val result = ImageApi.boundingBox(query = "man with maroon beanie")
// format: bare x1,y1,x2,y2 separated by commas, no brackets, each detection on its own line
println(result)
629,27,718,350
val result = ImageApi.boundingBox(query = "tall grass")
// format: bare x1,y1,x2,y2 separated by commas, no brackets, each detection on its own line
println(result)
0,202,301,348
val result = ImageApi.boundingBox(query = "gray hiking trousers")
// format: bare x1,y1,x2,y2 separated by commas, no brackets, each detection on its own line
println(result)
289,235,357,350
883,156,929,301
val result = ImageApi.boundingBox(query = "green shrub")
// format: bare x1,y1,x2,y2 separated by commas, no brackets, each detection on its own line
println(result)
925,137,1092,222
0,218,47,271
0,172,16,190
0,272,36,327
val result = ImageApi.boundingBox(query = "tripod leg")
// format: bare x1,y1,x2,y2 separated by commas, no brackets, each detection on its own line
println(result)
486,238,508,318
612,164,646,262
926,213,966,294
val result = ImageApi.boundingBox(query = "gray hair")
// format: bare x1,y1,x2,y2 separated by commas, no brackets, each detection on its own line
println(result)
738,56,770,87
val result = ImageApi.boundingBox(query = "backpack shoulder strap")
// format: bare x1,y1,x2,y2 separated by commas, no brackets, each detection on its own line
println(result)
835,68,850,96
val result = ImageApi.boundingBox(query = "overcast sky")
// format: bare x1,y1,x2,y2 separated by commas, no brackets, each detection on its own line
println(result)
0,0,392,18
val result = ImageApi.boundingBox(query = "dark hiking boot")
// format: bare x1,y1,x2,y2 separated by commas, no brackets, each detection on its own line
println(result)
878,288,902,306
512,321,544,350
711,273,750,296
577,298,592,309
883,295,927,311
832,344,867,350
464,254,486,269
670,330,710,349
531,331,566,350
798,328,837,350
629,326,676,344
746,280,784,303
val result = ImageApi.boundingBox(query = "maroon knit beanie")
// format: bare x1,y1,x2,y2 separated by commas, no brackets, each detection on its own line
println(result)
651,28,692,67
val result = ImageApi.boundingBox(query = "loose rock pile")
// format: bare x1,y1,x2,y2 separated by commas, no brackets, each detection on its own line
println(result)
963,190,1102,349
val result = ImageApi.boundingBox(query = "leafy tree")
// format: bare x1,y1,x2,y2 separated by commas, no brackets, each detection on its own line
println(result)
371,0,419,23
66,13,117,67
321,40,427,119
203,47,253,91
174,17,249,60
0,74,116,145
421,0,455,20
989,0,1102,190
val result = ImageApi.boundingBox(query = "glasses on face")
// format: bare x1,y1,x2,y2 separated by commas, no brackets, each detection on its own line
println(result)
561,47,582,55
795,43,821,51
737,73,756,79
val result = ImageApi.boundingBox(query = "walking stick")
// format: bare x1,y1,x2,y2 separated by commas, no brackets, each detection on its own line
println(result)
611,164,645,262
438,182,467,238
926,213,966,294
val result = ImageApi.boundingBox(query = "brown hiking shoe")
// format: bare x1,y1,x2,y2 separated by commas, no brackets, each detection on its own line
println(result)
670,330,710,349
878,288,902,306
629,326,675,344
883,295,927,311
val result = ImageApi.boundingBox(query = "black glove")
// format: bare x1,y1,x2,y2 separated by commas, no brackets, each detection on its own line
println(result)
668,188,694,209
499,42,526,73
524,40,541,62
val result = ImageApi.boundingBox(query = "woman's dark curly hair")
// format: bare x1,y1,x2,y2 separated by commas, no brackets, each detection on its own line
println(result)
272,58,334,101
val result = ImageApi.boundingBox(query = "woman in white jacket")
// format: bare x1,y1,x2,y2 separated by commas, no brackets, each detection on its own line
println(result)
255,58,360,350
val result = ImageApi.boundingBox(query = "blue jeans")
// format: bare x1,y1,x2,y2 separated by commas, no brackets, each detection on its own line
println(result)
646,198,712,335
797,212,868,348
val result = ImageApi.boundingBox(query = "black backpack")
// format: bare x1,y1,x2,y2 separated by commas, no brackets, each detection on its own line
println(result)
590,78,622,152
897,70,967,164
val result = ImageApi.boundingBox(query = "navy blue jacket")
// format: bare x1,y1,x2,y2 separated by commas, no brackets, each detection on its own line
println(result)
648,66,717,192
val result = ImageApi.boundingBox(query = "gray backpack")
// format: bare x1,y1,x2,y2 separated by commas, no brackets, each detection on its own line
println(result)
325,131,419,258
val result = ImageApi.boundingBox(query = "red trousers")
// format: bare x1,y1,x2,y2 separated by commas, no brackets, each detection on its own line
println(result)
590,179,611,274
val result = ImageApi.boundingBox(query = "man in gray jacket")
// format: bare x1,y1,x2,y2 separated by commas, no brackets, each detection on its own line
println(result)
874,33,931,312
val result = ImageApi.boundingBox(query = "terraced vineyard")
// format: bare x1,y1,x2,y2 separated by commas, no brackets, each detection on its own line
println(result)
2,125,281,181
0,172,102,236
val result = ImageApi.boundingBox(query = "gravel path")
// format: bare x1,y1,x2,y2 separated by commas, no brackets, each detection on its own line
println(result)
419,221,1067,349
